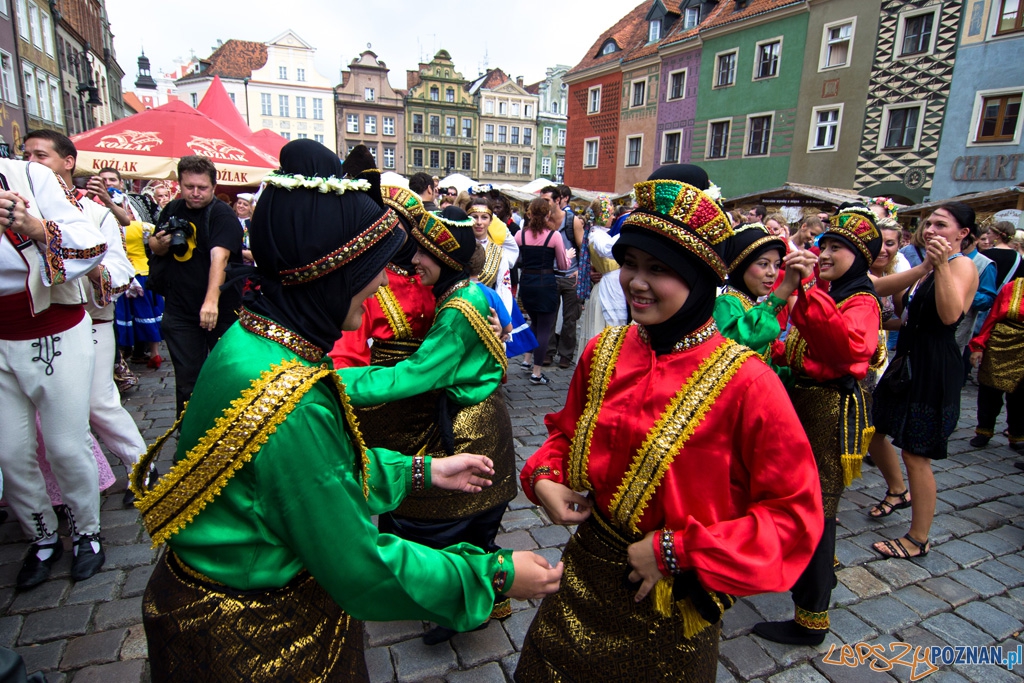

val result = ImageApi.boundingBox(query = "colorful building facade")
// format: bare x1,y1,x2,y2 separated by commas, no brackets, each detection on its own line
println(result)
404,50,477,178
336,50,406,174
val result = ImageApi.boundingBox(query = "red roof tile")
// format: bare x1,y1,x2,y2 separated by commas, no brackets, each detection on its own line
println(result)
699,0,805,31
178,39,268,82
568,1,651,76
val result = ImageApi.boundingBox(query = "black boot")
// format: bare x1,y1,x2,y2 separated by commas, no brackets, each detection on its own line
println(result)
970,434,991,448
753,619,827,646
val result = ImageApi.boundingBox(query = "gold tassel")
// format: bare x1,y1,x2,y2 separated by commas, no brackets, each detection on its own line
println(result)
652,577,674,618
841,453,862,487
651,578,712,638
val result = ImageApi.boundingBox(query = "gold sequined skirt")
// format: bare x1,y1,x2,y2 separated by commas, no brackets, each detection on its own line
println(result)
515,515,720,683
979,321,1024,394
393,387,518,520
143,552,367,683
789,382,844,520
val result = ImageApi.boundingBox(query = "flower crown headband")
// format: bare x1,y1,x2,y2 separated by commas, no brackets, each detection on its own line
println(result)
262,170,370,195
869,196,898,221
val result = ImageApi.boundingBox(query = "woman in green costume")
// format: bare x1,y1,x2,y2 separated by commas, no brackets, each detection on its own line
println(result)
133,140,562,682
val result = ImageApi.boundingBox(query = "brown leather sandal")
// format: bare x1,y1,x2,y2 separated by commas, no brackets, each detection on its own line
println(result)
867,489,911,518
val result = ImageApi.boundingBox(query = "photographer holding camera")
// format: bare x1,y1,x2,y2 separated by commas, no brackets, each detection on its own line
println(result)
147,156,242,417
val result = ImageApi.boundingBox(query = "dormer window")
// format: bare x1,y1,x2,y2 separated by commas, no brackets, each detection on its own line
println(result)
649,20,662,42
684,6,700,29
599,39,619,56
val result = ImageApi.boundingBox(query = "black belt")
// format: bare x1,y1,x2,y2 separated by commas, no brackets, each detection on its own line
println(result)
522,269,554,275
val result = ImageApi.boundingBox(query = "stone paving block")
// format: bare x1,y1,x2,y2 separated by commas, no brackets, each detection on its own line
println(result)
938,490,981,510
953,663,1022,683
501,652,519,679
931,514,983,539
716,660,738,683
919,672,969,683
60,629,127,669
958,484,1005,504
954,602,1024,641
19,605,92,645
501,607,536,650
830,583,859,608
849,597,920,634
958,507,1009,531
506,490,533,511
721,599,762,639
98,510,141,530
534,547,562,568
987,477,1024,495
914,550,959,577
848,530,897,552
975,559,1024,588
836,510,884,536
923,576,981,607
812,650,898,683
119,624,147,660
892,585,951,619
949,568,1007,599
451,620,513,668
835,539,875,568
529,524,570,548
745,592,794,621
67,659,145,683
9,580,70,614
120,565,154,599
894,625,948,651
64,570,120,605
933,471,971,489
757,633,830,668
935,540,992,568
93,597,143,631
989,524,1024,552
988,595,1024,623
494,530,538,551
0,615,22,649
16,641,64,673
101,526,142,547
837,567,891,599
827,608,877,644
720,636,776,679
365,621,424,648
364,646,394,683
43,672,67,683
978,500,1022,518
962,530,1016,557
867,557,933,589
446,661,506,683
390,637,457,683
102,544,155,570
921,613,992,647
768,663,829,683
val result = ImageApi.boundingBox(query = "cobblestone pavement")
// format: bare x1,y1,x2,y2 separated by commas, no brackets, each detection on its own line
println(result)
2,350,1023,682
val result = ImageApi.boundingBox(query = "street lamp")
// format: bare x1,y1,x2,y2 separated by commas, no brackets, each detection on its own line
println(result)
69,43,103,133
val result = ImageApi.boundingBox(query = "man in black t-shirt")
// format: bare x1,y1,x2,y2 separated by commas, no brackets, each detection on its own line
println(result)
148,156,242,416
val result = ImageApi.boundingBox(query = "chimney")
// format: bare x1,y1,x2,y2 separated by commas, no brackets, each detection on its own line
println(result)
516,76,524,87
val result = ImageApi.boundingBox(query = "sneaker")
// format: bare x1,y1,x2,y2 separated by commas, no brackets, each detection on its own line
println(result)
71,534,105,581
530,374,550,385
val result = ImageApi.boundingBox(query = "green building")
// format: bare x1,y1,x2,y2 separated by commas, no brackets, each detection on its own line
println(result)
404,50,478,178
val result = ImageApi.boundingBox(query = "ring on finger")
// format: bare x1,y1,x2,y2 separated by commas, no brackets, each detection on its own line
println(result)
8,201,14,212
6,215,14,227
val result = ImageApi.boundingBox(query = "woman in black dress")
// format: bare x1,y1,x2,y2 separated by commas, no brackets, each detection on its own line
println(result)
868,203,980,558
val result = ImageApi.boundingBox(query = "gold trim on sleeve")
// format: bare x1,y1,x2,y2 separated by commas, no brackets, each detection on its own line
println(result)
375,285,414,340
439,296,508,372
478,241,503,288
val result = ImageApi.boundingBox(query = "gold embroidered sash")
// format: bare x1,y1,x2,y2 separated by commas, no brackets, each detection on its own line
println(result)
131,360,370,547
567,326,630,493
376,285,414,340
608,340,754,535
1009,278,1024,322
478,241,503,288
439,296,508,372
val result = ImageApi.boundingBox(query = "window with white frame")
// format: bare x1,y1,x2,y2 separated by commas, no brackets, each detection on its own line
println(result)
707,119,730,159
228,92,235,104
626,136,643,167
649,20,661,42
879,102,925,151
40,11,52,56
429,150,439,168
278,95,289,117
557,128,566,146
312,98,323,120
684,6,700,29
972,89,1022,144
36,75,49,120
496,155,506,173
584,138,599,167
511,126,520,144
314,134,324,144
600,40,619,56
366,115,377,134
667,69,686,100
296,133,307,139
0,52,17,105
413,149,423,167
366,145,376,161
754,39,782,80
49,77,60,121
820,19,855,70
498,125,507,143
281,132,291,140
412,114,423,134
510,157,519,174
524,128,532,146
22,65,34,116
715,50,737,88
809,105,843,151
28,2,40,49
346,113,359,133
895,7,938,58
484,154,494,173
383,147,395,169
485,124,494,142
588,86,601,114
429,115,439,135
261,93,271,115
631,80,646,107
190,92,198,108
295,96,306,118
525,104,533,117
551,101,559,114
662,131,682,164
542,157,552,175
499,101,507,115
512,102,520,117
485,99,494,114
364,87,375,101
279,66,287,80
446,87,455,103
543,127,552,145
430,86,439,101
556,157,564,179
461,152,471,171
745,114,773,156
445,116,456,136
297,68,305,81
523,156,531,173
383,116,395,136
16,0,27,38
462,118,472,137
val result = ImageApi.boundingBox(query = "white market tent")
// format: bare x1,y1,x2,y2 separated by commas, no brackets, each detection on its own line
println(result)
439,173,477,193
517,178,551,194
380,171,409,189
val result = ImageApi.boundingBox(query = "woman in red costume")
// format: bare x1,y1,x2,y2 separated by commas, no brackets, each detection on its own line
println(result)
515,165,824,682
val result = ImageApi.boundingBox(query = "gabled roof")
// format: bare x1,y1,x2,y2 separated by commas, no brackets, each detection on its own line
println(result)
568,1,651,77
123,91,146,114
699,0,805,32
524,81,541,95
176,39,268,83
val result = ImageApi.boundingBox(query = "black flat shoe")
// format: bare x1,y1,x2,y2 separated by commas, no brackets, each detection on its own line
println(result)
1014,461,1024,472
17,540,64,590
970,434,991,448
422,620,488,646
71,534,105,581
753,619,826,646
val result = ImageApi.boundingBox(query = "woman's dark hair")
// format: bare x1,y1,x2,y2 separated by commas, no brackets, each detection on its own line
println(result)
526,197,552,236
468,244,487,276
935,201,976,239
468,195,493,212
990,220,1016,244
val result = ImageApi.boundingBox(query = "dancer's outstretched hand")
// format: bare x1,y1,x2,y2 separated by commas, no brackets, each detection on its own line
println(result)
534,479,592,524
431,454,495,493
505,552,564,600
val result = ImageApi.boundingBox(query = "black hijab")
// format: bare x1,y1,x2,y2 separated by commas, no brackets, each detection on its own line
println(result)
419,206,477,299
247,139,403,352
821,205,882,306
722,223,786,302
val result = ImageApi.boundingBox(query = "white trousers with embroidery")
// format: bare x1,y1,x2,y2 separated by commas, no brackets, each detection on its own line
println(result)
87,321,145,468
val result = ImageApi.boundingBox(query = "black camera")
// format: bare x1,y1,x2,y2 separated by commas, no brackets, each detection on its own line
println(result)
161,216,193,257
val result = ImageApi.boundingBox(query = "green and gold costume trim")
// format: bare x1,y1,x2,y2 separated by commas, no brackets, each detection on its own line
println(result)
795,605,830,631
567,326,630,493
381,186,426,227
478,241,503,288
609,340,754,536
132,360,371,547
375,286,414,341
1009,278,1023,322
721,286,754,311
439,297,508,372
826,211,880,264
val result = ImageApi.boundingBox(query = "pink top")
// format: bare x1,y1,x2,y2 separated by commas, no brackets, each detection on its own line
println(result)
516,228,570,271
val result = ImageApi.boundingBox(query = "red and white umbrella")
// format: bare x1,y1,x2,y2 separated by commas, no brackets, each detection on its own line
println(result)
71,100,277,186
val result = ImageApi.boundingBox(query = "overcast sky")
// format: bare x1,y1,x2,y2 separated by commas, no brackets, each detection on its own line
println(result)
105,1,629,91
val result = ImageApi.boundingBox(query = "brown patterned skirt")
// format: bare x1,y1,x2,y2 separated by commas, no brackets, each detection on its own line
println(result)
515,515,720,682
789,381,845,520
979,320,1024,394
143,552,367,683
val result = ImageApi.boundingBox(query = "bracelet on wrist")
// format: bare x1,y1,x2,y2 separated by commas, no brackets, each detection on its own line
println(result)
659,529,680,575
411,455,425,492
492,552,509,593
529,466,553,490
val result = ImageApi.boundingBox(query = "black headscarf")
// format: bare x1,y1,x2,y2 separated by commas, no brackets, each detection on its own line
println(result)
613,164,729,355
821,205,882,306
722,224,786,301
247,139,403,352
